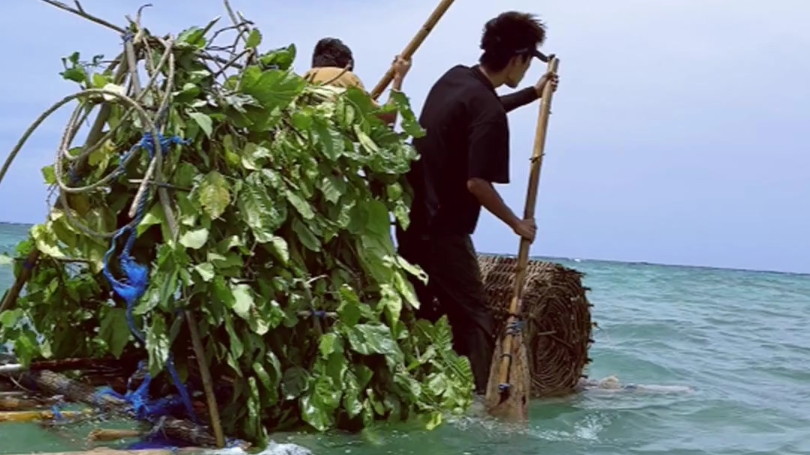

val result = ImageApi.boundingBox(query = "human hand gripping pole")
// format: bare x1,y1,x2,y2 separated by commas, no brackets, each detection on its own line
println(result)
368,0,457,100
484,55,560,422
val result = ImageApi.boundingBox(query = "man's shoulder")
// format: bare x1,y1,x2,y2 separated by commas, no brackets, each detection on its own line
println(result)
429,65,500,108
303,67,364,89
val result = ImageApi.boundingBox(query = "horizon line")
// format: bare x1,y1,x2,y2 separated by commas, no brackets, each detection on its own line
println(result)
1,220,807,277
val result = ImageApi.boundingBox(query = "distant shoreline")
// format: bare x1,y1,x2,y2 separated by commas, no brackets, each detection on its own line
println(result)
0,220,806,277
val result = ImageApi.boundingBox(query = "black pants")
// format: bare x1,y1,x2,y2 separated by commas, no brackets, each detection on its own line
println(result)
396,228,495,394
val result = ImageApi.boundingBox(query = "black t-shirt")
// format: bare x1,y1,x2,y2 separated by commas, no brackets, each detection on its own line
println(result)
406,65,512,236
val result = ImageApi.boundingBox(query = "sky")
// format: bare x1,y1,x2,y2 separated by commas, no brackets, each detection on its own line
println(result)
0,0,808,274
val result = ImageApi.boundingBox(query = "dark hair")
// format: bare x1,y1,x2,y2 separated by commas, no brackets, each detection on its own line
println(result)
311,38,354,70
479,12,546,72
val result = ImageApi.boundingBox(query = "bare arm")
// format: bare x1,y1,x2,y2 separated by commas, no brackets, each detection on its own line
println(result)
374,76,406,125
467,178,520,229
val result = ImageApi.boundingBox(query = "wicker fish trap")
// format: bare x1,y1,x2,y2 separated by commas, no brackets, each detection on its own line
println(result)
477,254,594,397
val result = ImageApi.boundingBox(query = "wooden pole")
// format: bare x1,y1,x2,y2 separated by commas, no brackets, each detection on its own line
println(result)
0,410,92,423
185,311,225,448
368,0,456,100
485,56,560,421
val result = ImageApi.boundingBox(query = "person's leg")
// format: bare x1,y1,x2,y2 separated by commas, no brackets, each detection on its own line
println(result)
428,235,494,394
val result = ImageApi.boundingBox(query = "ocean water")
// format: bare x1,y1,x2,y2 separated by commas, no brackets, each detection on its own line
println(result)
1,222,809,455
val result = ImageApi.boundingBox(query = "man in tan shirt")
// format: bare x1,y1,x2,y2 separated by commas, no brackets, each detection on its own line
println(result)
302,38,411,125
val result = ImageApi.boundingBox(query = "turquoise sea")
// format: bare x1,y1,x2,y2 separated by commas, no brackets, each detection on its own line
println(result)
1,221,809,455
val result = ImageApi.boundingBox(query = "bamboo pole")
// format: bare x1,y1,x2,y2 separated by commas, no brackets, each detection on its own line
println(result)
0,409,92,423
87,429,143,442
368,0,456,100
485,56,560,421
185,311,225,448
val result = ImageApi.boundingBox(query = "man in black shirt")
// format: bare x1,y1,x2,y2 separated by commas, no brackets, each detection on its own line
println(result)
396,12,558,395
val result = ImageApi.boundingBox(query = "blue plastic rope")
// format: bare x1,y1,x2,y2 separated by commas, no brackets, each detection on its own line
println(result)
101,130,197,424
506,320,526,335
51,405,64,421
140,132,190,159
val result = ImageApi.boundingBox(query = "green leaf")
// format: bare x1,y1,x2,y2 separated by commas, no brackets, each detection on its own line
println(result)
31,223,65,258
286,190,315,220
245,29,262,49
223,312,244,361
300,394,330,432
188,112,213,137
345,324,400,358
240,143,271,170
337,285,369,327
178,26,207,48
99,308,130,358
238,175,286,242
318,175,345,203
14,332,40,366
0,309,23,328
389,91,426,138
258,44,296,70
179,227,209,249
312,121,344,161
426,411,443,431
41,165,56,185
230,283,255,319
363,200,391,238
267,236,289,264
354,125,380,154
193,262,215,282
197,171,231,219
281,367,308,400
239,68,306,111
292,218,321,252
253,362,274,393
137,204,165,236
318,333,339,359
146,314,170,377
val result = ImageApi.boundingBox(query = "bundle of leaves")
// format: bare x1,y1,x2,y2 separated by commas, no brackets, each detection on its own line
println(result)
0,7,473,445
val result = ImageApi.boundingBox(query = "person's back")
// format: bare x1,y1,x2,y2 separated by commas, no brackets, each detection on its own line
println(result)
407,65,508,235
303,66,366,90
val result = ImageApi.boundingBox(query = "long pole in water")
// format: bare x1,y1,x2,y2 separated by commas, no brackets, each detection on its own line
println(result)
368,0,457,100
487,56,560,420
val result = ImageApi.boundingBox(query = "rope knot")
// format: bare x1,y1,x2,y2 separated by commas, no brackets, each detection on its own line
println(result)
506,319,526,335
139,132,190,158
104,253,148,306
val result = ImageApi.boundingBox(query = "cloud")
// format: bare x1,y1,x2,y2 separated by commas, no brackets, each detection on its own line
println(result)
1,0,808,272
